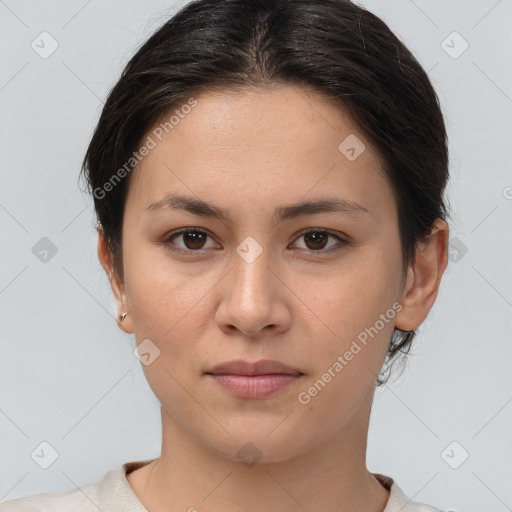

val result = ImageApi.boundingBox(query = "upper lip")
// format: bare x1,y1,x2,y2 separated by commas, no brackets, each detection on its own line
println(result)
206,359,303,376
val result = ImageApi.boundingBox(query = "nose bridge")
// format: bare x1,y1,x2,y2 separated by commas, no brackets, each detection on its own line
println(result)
214,235,287,336
232,239,274,306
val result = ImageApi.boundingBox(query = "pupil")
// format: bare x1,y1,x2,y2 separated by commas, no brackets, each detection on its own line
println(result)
306,232,327,250
185,232,205,249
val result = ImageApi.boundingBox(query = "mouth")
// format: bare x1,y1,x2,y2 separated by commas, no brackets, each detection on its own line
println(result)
206,359,303,376
204,359,304,399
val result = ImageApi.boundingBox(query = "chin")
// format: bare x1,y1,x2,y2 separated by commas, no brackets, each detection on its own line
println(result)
199,418,312,466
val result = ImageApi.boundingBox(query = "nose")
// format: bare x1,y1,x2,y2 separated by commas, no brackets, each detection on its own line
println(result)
215,245,291,338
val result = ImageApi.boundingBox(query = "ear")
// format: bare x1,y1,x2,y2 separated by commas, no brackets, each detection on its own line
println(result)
97,228,134,334
395,219,449,331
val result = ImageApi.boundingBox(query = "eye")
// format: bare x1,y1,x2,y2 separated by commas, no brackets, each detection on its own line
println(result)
291,229,348,253
162,228,349,254
163,228,219,252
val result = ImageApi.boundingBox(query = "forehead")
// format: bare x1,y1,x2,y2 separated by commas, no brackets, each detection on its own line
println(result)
142,84,366,155
126,85,393,219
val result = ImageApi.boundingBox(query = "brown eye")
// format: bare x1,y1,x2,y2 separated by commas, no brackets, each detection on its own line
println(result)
303,231,329,250
163,228,348,255
181,231,208,250
163,229,218,252
292,230,348,253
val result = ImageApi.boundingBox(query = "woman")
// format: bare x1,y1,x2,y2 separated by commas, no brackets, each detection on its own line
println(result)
3,0,450,510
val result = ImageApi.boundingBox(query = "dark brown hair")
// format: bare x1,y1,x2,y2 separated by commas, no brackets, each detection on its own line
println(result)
79,0,450,385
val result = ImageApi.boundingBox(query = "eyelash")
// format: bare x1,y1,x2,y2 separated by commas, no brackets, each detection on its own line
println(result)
162,228,349,256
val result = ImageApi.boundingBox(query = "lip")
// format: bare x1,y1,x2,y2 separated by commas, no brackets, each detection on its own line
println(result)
205,359,304,399
206,359,302,376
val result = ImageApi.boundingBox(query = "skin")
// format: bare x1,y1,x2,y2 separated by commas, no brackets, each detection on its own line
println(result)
98,84,449,511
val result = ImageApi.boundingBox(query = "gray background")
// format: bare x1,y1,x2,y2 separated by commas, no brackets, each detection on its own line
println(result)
1,1,511,510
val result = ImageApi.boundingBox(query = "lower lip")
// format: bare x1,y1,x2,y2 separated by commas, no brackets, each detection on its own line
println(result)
207,374,302,399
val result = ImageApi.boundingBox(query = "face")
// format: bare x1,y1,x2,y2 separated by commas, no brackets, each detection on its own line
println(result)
104,85,412,463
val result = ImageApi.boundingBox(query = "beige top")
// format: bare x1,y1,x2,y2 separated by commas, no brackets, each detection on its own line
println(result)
1,459,443,511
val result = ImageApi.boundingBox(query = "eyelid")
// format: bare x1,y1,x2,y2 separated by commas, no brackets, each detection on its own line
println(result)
162,227,349,254
164,227,220,252
289,228,349,253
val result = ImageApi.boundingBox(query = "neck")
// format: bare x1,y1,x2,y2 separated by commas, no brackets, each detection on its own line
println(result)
128,390,390,512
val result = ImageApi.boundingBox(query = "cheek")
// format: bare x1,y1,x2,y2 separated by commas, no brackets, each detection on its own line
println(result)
294,263,398,429
125,257,217,417
124,247,216,356
309,252,400,333
297,247,402,383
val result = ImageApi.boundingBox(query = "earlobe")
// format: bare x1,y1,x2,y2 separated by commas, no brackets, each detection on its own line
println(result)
394,219,449,332
97,229,134,334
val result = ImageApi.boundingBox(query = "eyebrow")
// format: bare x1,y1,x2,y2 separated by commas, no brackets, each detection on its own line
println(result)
146,193,370,222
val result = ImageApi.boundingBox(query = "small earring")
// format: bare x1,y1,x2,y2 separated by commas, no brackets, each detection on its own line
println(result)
119,312,128,321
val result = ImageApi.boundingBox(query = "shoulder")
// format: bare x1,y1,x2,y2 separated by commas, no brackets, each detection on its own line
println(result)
373,473,445,512
0,481,101,512
0,460,153,512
